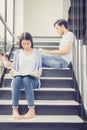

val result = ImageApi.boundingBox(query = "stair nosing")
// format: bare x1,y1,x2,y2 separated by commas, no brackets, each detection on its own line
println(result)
42,67,70,70
0,100,80,106
0,87,76,91
4,76,73,80
0,115,83,123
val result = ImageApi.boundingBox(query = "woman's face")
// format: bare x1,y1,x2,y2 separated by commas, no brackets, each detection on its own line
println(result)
21,40,32,51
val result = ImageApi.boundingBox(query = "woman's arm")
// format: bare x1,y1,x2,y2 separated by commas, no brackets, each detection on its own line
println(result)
34,49,42,77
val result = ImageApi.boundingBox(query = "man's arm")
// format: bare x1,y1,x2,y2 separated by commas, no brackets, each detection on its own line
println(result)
40,42,72,55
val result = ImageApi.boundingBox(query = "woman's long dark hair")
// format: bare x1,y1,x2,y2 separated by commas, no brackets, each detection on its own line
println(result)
18,32,33,49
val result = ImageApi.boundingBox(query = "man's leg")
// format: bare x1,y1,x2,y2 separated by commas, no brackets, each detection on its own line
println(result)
41,53,62,68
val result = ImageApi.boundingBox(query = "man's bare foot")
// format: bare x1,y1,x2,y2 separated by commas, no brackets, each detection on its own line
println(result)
23,108,35,119
13,108,23,120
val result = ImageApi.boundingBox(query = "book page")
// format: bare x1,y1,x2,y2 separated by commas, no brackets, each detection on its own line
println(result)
13,72,38,79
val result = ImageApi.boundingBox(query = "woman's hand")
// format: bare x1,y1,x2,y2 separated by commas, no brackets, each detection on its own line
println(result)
33,71,41,78
5,70,16,77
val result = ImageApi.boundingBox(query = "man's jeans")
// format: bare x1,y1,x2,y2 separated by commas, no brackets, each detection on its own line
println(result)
42,53,68,68
11,76,39,108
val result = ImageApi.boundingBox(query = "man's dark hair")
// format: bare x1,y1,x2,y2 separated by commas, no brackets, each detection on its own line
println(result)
54,19,68,29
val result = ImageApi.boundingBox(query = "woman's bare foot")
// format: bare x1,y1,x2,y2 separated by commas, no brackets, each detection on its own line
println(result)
23,108,35,119
13,108,23,120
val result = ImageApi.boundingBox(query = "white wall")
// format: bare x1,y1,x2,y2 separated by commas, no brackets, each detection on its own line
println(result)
23,0,64,36
15,0,67,37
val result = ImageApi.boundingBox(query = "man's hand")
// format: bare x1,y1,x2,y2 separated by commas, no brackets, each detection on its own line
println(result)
39,48,44,53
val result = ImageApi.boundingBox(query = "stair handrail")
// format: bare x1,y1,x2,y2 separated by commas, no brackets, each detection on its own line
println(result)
0,14,14,39
0,13,15,85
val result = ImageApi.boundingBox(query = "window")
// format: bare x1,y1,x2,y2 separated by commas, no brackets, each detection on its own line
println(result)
0,0,5,19
7,0,14,32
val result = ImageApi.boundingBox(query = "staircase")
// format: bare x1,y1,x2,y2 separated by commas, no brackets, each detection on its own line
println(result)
0,37,87,130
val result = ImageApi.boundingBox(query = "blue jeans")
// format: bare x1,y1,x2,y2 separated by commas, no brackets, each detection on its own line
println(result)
11,76,39,108
42,53,68,68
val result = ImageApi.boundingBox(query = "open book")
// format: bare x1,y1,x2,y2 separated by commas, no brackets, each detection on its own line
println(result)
13,72,38,79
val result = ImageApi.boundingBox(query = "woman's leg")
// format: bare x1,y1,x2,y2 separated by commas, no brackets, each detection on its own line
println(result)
11,76,23,119
23,76,38,119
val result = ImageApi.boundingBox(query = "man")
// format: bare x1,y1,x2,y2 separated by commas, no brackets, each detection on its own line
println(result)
40,19,75,68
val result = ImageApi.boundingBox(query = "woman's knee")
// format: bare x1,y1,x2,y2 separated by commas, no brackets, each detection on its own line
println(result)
11,76,23,89
23,76,38,89
15,76,23,81
23,76,32,82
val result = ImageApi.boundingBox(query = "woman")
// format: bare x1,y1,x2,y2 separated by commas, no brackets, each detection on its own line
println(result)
9,32,42,120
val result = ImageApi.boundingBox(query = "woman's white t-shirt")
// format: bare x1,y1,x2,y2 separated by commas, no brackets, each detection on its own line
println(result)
18,49,36,74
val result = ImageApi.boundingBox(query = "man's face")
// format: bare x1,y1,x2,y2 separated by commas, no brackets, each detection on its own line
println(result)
54,24,64,35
